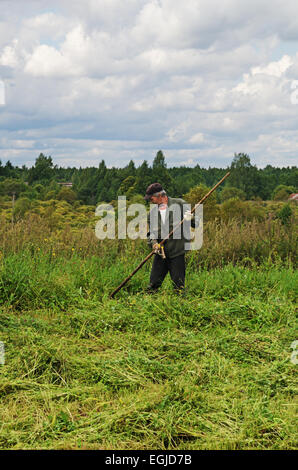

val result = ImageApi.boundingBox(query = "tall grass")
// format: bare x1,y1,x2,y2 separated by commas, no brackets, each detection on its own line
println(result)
0,211,296,311
0,248,297,311
0,212,296,267
0,212,297,450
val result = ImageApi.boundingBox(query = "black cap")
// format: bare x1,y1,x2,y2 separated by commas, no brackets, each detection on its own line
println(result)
144,182,164,200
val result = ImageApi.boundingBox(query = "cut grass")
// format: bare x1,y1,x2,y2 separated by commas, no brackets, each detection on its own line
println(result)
0,259,297,450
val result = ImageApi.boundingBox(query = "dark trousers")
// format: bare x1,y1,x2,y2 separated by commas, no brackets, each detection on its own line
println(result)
149,254,185,291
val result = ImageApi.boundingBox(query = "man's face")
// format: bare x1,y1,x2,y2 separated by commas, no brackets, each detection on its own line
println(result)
150,193,167,205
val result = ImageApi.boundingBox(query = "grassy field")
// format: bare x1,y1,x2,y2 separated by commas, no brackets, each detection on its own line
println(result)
0,245,297,449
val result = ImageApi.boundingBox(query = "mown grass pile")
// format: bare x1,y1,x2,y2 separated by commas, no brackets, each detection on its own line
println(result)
0,213,297,449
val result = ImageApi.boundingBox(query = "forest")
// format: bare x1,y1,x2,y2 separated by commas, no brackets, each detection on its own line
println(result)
0,151,297,208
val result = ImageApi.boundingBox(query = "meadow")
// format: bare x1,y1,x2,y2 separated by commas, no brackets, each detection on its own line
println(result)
0,211,297,450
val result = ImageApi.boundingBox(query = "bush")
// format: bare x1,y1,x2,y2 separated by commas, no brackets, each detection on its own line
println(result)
44,190,57,200
13,197,31,220
184,184,219,221
276,204,293,226
57,187,77,204
0,178,27,197
220,187,246,202
220,198,265,222
272,185,296,201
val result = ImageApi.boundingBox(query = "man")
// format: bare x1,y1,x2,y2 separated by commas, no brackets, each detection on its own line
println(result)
144,182,196,293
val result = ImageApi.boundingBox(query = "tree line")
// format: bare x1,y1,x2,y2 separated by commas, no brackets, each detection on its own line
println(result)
0,151,297,206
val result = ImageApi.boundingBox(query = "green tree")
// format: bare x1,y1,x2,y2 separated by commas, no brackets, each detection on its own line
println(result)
118,176,136,196
229,153,261,199
169,166,201,197
76,167,99,205
97,160,107,179
32,183,47,200
220,186,246,202
2,160,17,178
0,178,27,197
122,160,136,178
28,154,54,184
57,187,77,204
152,150,167,170
152,151,174,194
135,160,153,194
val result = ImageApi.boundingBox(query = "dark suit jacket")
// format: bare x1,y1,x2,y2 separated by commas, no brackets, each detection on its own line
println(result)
147,196,197,259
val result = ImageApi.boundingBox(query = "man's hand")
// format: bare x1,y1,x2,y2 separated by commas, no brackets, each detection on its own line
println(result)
152,243,161,254
184,209,192,221
153,243,166,258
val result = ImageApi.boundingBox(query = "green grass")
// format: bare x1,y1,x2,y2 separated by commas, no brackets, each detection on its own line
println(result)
0,250,297,450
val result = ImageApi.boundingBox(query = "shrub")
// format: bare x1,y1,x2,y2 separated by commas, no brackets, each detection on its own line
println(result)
272,185,296,201
13,197,31,220
57,187,77,204
220,198,265,222
184,184,219,221
276,204,293,226
44,190,57,200
220,187,246,202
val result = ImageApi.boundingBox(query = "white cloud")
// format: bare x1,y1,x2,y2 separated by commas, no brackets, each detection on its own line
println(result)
189,132,204,144
0,0,298,168
25,44,75,77
251,55,293,77
0,39,19,67
167,121,192,142
23,12,72,38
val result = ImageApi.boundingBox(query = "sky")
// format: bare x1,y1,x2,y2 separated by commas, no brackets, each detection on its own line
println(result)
0,0,298,169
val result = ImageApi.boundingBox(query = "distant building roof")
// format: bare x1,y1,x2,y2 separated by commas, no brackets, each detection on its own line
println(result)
288,193,298,200
57,182,73,187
